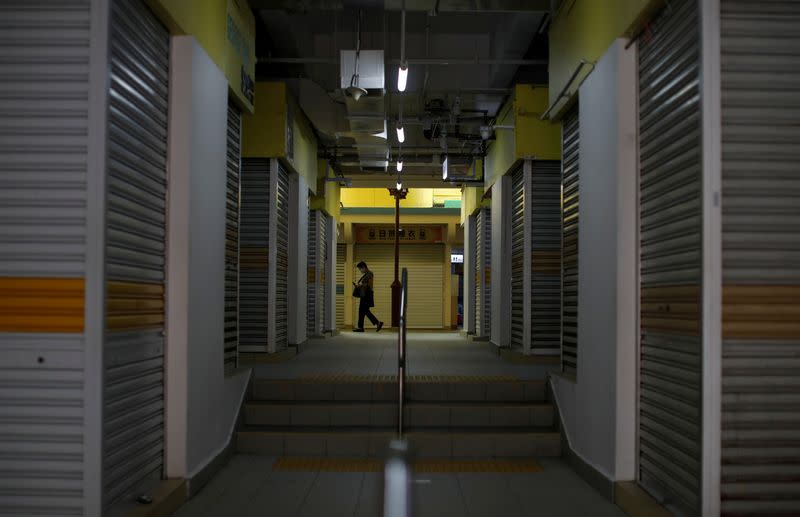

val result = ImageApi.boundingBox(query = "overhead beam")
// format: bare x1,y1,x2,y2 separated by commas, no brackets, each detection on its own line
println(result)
258,57,547,66
250,0,549,12
383,0,550,11
343,176,476,188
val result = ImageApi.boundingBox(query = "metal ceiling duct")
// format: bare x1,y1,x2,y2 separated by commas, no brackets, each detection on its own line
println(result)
340,49,388,171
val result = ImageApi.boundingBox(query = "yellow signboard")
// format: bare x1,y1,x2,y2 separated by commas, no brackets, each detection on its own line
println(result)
355,225,445,244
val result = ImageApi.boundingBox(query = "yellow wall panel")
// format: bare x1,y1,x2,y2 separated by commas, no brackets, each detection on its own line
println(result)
288,99,319,194
242,82,287,158
461,187,484,223
548,0,663,116
484,99,516,188
515,85,562,161
341,188,434,208
145,0,255,112
340,188,454,209
404,188,433,208
310,159,341,219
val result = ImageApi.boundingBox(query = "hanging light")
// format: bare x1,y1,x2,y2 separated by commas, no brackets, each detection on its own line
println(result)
396,158,403,172
398,2,408,92
396,123,405,143
397,64,408,92
346,10,368,102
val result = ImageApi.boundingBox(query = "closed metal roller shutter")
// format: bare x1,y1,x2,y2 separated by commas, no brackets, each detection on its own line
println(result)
466,215,477,334
638,0,702,514
510,166,525,348
561,103,580,375
224,100,241,374
475,214,482,336
239,159,270,353
274,164,289,350
475,208,491,337
720,2,800,514
307,209,318,335
103,0,169,509
319,212,328,333
306,209,327,336
531,161,562,355
0,2,90,514
402,245,445,328
354,244,445,328
353,244,394,326
336,243,346,328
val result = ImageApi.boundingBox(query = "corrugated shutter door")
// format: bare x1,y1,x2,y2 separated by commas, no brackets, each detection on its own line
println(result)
510,166,525,348
336,243,346,328
403,245,445,328
239,159,270,352
307,209,318,335
274,164,289,350
353,245,394,326
561,103,579,375
475,212,482,336
354,244,445,328
720,2,800,514
531,161,562,355
475,208,491,337
0,3,90,515
224,99,241,374
103,0,169,508
319,213,327,334
306,209,327,337
638,0,702,514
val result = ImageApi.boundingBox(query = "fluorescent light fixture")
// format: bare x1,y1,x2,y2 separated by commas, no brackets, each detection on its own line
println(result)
397,64,408,92
396,159,403,172
442,155,449,179
396,124,405,143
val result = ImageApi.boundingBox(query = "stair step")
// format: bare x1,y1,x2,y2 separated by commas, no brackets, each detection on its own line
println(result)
251,378,546,403
236,428,561,458
244,402,554,428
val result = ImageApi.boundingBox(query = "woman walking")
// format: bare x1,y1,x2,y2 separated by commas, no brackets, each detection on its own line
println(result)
353,261,384,332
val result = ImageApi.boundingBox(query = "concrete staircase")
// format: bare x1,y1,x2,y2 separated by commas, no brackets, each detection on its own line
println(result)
236,376,561,458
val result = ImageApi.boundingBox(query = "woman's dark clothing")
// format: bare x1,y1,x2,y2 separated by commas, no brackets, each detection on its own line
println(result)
358,297,379,329
356,270,379,328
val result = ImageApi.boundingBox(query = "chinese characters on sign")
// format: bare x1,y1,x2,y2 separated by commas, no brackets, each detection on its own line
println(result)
355,225,445,244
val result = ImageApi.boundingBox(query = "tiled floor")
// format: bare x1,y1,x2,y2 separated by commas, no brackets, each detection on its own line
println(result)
172,333,623,516
247,331,558,380
172,454,626,517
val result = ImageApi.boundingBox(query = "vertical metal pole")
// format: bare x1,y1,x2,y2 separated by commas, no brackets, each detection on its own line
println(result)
395,195,400,284
390,189,405,327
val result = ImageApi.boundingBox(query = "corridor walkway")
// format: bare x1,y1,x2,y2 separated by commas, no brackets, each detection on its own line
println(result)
169,332,625,516
246,331,558,379
171,454,626,517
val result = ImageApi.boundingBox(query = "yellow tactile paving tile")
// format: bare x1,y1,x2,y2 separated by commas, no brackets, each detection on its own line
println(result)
240,350,297,363
272,457,542,473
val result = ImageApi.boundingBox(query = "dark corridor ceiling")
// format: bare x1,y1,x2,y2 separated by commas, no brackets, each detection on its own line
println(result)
251,0,551,181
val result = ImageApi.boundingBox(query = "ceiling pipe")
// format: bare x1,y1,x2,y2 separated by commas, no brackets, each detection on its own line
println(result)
420,14,431,114
258,57,546,66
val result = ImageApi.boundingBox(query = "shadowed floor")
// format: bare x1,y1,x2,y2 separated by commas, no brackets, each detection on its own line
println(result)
246,331,558,380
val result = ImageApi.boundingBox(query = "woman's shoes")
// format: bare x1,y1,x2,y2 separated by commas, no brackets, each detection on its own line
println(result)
376,322,384,332
353,328,365,332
